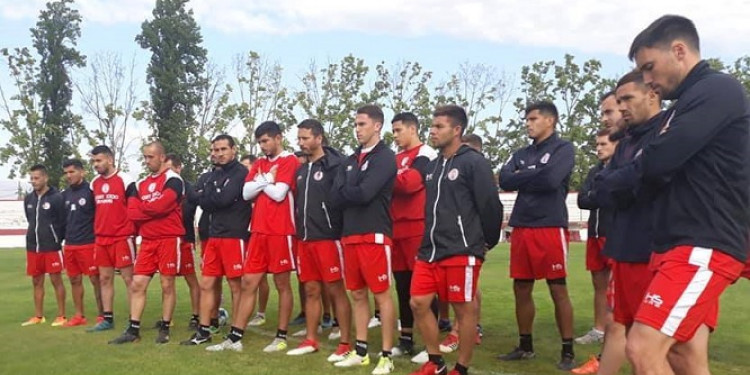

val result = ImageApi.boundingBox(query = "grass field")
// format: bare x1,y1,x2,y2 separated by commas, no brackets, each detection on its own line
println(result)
1,244,749,375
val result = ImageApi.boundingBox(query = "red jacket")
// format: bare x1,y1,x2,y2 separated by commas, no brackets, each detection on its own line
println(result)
127,169,185,240
390,144,437,239
91,171,136,245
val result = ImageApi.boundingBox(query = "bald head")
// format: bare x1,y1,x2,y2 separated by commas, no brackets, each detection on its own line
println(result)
143,140,167,173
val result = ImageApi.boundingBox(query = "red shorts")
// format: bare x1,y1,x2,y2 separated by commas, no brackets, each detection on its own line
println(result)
179,241,196,276
134,237,181,276
64,244,98,277
411,256,482,303
741,256,750,279
297,239,344,283
245,234,296,274
343,242,392,293
95,237,135,269
200,239,208,256
26,251,64,276
611,261,653,326
201,238,248,278
510,227,569,280
586,237,609,272
391,236,421,272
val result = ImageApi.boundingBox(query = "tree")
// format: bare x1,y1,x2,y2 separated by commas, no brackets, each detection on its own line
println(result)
136,0,207,181
190,62,235,171
373,61,435,139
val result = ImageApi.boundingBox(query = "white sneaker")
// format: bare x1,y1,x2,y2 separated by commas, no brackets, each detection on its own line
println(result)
327,345,351,362
411,350,428,364
372,356,395,375
292,326,322,337
205,339,243,352
247,314,266,327
287,340,319,356
263,338,288,353
328,327,341,341
575,328,605,344
334,352,370,367
367,316,381,329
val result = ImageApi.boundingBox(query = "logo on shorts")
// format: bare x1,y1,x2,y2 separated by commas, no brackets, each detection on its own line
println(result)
449,285,461,293
314,171,324,181
148,182,157,193
644,293,663,308
329,266,340,274
361,160,369,171
280,259,289,266
52,261,60,267
122,255,130,261
78,198,86,206
447,168,459,181
233,264,242,270
42,202,51,210
401,157,409,167
377,274,388,282
551,263,563,271
102,183,110,193
167,262,176,268
540,153,551,164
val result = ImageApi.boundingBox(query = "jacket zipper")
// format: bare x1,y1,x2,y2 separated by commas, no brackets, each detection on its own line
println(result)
50,224,59,244
322,202,332,229
457,215,468,247
303,163,312,240
428,158,447,262
594,208,599,237
35,197,40,252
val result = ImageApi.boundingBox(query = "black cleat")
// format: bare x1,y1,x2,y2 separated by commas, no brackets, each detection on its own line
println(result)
109,331,140,345
498,347,536,361
557,353,576,371
156,328,170,344
180,332,212,346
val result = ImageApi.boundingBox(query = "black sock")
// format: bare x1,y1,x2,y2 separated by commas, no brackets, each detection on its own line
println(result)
399,332,414,348
332,318,340,327
454,363,468,375
210,318,219,328
428,354,445,367
191,314,199,321
520,334,533,352
562,338,574,358
382,350,392,358
228,326,244,343
161,320,171,331
126,319,140,336
355,340,368,356
374,310,380,320
323,312,331,321
103,311,114,324
276,329,287,340
198,324,211,337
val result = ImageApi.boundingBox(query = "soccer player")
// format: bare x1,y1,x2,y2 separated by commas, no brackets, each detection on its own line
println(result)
109,141,185,344
409,105,502,375
182,135,251,345
460,134,482,152
206,121,299,352
498,101,576,370
626,15,750,374
87,145,136,332
286,119,353,360
21,164,67,327
330,104,397,374
389,112,437,357
163,153,201,330
61,159,104,326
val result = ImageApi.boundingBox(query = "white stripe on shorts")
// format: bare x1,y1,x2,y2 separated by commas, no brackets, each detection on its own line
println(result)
660,247,713,337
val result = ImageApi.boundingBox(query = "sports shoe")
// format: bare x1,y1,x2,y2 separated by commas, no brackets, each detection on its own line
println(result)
411,350,429,364
571,355,599,374
290,313,306,326
51,316,67,327
410,361,447,375
155,328,170,344
438,319,452,332
372,355,395,375
21,316,46,326
292,326,322,337
188,317,200,330
557,353,576,371
334,351,370,367
439,333,459,353
498,347,536,361
367,316,382,329
180,332,212,346
327,343,352,362
328,327,341,341
153,320,173,329
390,342,415,357
247,313,266,327
96,315,105,324
86,320,114,332
208,325,221,335
63,315,88,327
574,328,604,345
206,338,243,352
321,316,334,329
108,331,140,344
287,339,319,355
263,338,288,353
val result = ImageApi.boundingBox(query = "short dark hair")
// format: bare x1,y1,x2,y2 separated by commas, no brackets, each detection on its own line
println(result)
297,119,325,137
30,164,47,174
144,140,166,154
525,101,559,125
62,159,84,170
165,153,182,168
616,70,646,89
433,105,468,135
212,134,236,147
356,104,385,125
599,90,616,104
461,134,483,150
629,15,700,61
392,112,419,128
91,145,114,157
240,154,257,163
254,121,283,139
596,127,613,138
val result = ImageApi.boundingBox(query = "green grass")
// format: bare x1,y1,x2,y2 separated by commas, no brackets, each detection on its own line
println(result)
1,244,749,375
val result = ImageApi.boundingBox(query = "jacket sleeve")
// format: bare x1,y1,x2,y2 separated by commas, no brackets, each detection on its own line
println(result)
577,167,599,210
339,152,397,206
472,157,503,249
520,143,575,192
243,162,267,201
498,151,541,191
139,178,183,218
393,156,430,195
200,168,247,210
53,195,67,242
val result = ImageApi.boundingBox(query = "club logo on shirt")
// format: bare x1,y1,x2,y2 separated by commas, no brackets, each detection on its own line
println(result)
447,168,459,181
425,173,433,181
42,202,51,210
361,160,369,171
540,153,551,164
346,165,353,172
148,182,157,193
102,183,110,193
401,157,409,167
78,198,86,206
314,171,324,181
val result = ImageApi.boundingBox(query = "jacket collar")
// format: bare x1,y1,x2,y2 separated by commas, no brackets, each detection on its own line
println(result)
665,60,711,101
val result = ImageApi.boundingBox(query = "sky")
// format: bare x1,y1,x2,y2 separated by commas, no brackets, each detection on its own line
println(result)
0,0,749,184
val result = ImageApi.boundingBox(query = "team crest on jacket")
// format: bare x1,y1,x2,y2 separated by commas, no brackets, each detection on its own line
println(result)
314,171,324,181
426,173,433,181
361,160,369,171
148,182,157,193
447,168,460,181
346,165,353,172
401,157,409,167
540,153,551,164
78,198,86,206
102,183,110,193
42,202,50,210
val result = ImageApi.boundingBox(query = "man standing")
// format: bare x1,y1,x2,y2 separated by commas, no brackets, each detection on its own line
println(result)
61,159,104,327
389,112,437,357
206,121,299,353
286,119,353,361
182,135,251,345
627,15,750,375
409,105,502,375
498,101,576,370
331,105,397,375
22,164,67,327
87,145,136,332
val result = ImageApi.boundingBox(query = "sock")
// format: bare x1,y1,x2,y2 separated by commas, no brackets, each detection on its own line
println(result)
227,326,244,343
332,318,340,328
454,363,469,375
428,354,445,367
399,332,414,348
519,334,533,352
374,310,381,320
191,314,199,321
198,324,211,337
210,318,219,328
355,340,368,357
562,338,574,358
161,320,171,330
257,311,266,318
126,319,140,336
323,312,331,320
276,329,287,340
103,311,114,324
382,350,392,358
